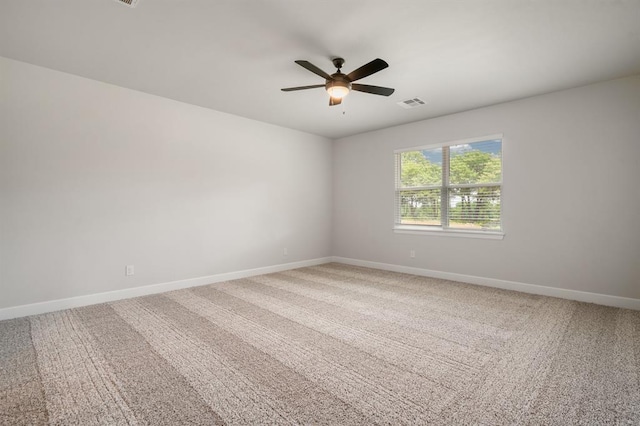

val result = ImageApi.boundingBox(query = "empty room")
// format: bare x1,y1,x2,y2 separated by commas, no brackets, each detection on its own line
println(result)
1,1,639,424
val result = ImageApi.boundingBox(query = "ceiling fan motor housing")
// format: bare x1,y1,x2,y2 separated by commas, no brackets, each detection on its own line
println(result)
326,73,352,93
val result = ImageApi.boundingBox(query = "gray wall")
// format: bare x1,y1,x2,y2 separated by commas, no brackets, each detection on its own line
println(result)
333,76,640,299
0,57,333,309
2,56,638,310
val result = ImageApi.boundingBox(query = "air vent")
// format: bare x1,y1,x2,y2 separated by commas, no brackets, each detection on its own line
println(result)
113,0,139,7
397,97,426,109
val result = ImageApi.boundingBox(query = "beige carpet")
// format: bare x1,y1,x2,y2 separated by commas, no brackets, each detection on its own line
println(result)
1,263,639,425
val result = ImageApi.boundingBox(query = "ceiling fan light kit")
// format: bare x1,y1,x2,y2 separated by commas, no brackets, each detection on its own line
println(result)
326,78,351,99
282,57,395,106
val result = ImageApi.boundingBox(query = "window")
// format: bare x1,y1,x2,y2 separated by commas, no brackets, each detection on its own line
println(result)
394,135,503,238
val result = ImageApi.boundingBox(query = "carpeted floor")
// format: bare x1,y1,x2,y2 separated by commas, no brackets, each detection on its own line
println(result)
1,263,639,425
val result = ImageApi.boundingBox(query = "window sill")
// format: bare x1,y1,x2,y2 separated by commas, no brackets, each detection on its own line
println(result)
393,225,505,240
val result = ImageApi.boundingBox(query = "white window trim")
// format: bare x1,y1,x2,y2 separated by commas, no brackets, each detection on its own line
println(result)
393,134,505,239
393,226,505,239
394,134,504,154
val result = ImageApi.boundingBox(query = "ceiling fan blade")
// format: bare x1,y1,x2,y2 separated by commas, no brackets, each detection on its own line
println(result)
281,84,325,92
329,96,342,106
295,60,332,80
352,84,395,96
346,58,389,82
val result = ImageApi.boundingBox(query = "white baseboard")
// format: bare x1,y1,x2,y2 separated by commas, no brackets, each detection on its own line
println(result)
3,255,638,320
0,257,333,321
331,256,640,311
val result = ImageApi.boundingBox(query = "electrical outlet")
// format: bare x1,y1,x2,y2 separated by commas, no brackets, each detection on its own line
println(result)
283,248,288,256
410,250,416,258
125,265,135,276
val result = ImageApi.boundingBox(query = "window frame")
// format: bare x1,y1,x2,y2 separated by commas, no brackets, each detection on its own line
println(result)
394,134,505,240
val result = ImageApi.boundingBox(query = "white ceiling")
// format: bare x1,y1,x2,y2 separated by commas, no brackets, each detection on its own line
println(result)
1,1,639,139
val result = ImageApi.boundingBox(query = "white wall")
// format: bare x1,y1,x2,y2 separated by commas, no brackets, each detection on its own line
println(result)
0,57,332,309
333,76,640,300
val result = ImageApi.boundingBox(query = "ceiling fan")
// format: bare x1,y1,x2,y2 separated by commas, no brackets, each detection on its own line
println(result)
281,57,395,106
